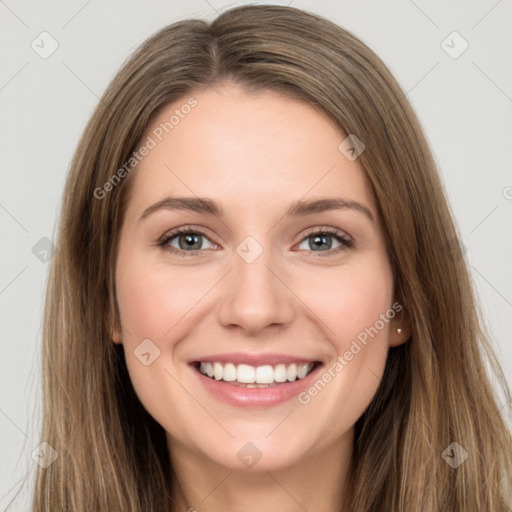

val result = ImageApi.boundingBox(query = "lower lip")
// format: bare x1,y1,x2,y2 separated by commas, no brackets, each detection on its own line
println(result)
190,363,322,408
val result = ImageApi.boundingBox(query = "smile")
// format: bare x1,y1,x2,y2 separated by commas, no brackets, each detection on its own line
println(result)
198,361,317,387
189,356,323,408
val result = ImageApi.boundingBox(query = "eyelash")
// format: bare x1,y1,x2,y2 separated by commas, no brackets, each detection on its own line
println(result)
157,226,354,258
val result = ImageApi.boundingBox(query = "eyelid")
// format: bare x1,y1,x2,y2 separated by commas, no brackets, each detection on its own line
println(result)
158,225,212,243
299,225,353,244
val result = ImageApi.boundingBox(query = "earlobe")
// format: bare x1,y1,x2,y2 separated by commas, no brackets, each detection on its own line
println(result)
389,324,411,347
109,319,123,344
388,299,412,347
111,330,123,344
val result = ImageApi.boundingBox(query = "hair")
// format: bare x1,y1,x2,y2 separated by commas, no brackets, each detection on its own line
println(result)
20,4,511,511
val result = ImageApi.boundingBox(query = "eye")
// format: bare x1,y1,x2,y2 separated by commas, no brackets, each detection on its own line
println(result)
157,226,353,258
296,228,353,256
158,227,217,256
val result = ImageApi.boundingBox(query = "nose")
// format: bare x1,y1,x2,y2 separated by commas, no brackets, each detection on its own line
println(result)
216,243,295,336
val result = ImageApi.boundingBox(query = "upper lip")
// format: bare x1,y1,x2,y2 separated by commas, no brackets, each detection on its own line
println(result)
187,352,321,367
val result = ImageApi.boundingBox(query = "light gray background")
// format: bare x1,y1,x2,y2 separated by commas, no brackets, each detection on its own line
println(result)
1,0,511,508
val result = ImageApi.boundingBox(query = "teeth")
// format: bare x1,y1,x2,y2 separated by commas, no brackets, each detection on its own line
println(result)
255,365,274,384
287,363,297,382
274,364,288,382
237,364,255,383
213,362,223,380
223,363,237,382
297,364,309,379
198,361,316,384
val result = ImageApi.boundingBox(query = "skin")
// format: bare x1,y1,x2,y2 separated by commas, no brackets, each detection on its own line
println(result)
113,83,410,512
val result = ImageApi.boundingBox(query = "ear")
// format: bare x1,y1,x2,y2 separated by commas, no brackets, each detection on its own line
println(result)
388,295,412,348
109,316,123,344
111,331,123,344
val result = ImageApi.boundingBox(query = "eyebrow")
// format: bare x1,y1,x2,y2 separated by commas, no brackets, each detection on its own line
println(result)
139,196,374,222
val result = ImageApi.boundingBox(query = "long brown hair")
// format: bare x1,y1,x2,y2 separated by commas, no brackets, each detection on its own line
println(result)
24,4,512,510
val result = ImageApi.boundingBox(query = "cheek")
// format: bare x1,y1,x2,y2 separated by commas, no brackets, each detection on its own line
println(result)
331,273,392,345
290,267,394,439
115,251,211,342
293,259,393,347
114,251,206,434
292,257,393,403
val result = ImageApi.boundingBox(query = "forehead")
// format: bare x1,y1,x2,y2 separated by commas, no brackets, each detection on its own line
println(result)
124,84,376,221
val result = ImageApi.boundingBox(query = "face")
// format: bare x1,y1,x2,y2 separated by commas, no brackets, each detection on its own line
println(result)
114,83,408,473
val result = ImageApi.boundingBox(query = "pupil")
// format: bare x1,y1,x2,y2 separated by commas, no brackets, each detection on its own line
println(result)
180,234,201,250
312,235,331,251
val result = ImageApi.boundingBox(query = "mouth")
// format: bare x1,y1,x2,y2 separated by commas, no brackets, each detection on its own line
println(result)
192,360,320,388
188,357,323,407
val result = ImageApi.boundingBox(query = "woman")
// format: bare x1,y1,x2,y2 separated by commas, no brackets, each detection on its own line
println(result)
30,4,511,511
